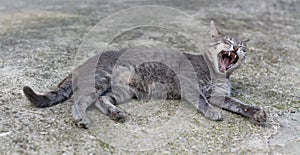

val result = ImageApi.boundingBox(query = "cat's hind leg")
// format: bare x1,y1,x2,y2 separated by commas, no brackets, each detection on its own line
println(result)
95,96,127,122
72,92,97,129
72,69,113,128
95,85,135,122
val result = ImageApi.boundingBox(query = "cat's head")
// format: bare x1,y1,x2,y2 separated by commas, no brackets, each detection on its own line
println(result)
206,21,249,76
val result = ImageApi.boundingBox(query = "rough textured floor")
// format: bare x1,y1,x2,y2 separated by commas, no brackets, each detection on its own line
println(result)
0,0,299,154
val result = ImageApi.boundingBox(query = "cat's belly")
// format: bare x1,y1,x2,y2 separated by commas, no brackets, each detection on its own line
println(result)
94,51,210,101
128,62,182,100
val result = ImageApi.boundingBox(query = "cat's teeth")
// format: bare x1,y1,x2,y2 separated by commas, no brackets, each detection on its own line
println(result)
234,55,237,59
228,52,231,56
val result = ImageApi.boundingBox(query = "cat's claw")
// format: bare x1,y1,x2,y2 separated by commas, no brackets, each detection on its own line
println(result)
252,109,267,123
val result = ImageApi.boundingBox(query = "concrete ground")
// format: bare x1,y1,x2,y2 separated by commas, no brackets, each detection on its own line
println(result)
0,0,299,154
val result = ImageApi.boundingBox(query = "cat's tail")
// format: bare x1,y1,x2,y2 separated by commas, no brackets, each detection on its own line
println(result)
23,74,73,108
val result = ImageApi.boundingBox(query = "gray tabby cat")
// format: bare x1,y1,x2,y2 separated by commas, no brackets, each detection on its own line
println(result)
23,21,266,129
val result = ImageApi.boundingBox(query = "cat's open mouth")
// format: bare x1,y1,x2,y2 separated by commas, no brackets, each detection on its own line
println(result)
218,50,239,72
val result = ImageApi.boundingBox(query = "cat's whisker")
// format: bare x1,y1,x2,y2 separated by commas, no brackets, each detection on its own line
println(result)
243,39,250,43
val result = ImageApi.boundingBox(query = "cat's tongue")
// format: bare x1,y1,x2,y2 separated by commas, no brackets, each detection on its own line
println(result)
220,57,230,72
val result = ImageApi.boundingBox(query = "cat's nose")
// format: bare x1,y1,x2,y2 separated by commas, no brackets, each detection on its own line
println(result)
233,46,238,51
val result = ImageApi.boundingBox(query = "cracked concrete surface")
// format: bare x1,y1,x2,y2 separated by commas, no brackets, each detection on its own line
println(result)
0,0,299,154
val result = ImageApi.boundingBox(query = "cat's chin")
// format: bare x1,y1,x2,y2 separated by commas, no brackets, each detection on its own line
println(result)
218,50,239,73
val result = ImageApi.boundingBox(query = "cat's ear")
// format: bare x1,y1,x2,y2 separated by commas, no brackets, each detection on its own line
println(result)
210,20,222,39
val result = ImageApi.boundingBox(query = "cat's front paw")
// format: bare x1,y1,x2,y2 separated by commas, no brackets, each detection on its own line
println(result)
252,109,267,123
110,109,127,123
204,108,223,121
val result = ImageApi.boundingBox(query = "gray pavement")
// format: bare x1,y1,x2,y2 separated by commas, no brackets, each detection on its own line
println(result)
0,0,299,154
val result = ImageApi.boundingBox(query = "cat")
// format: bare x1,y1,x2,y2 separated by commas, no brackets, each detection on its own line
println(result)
23,21,266,129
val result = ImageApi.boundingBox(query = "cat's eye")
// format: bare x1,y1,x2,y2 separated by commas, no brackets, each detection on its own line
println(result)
238,45,245,49
223,40,231,45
